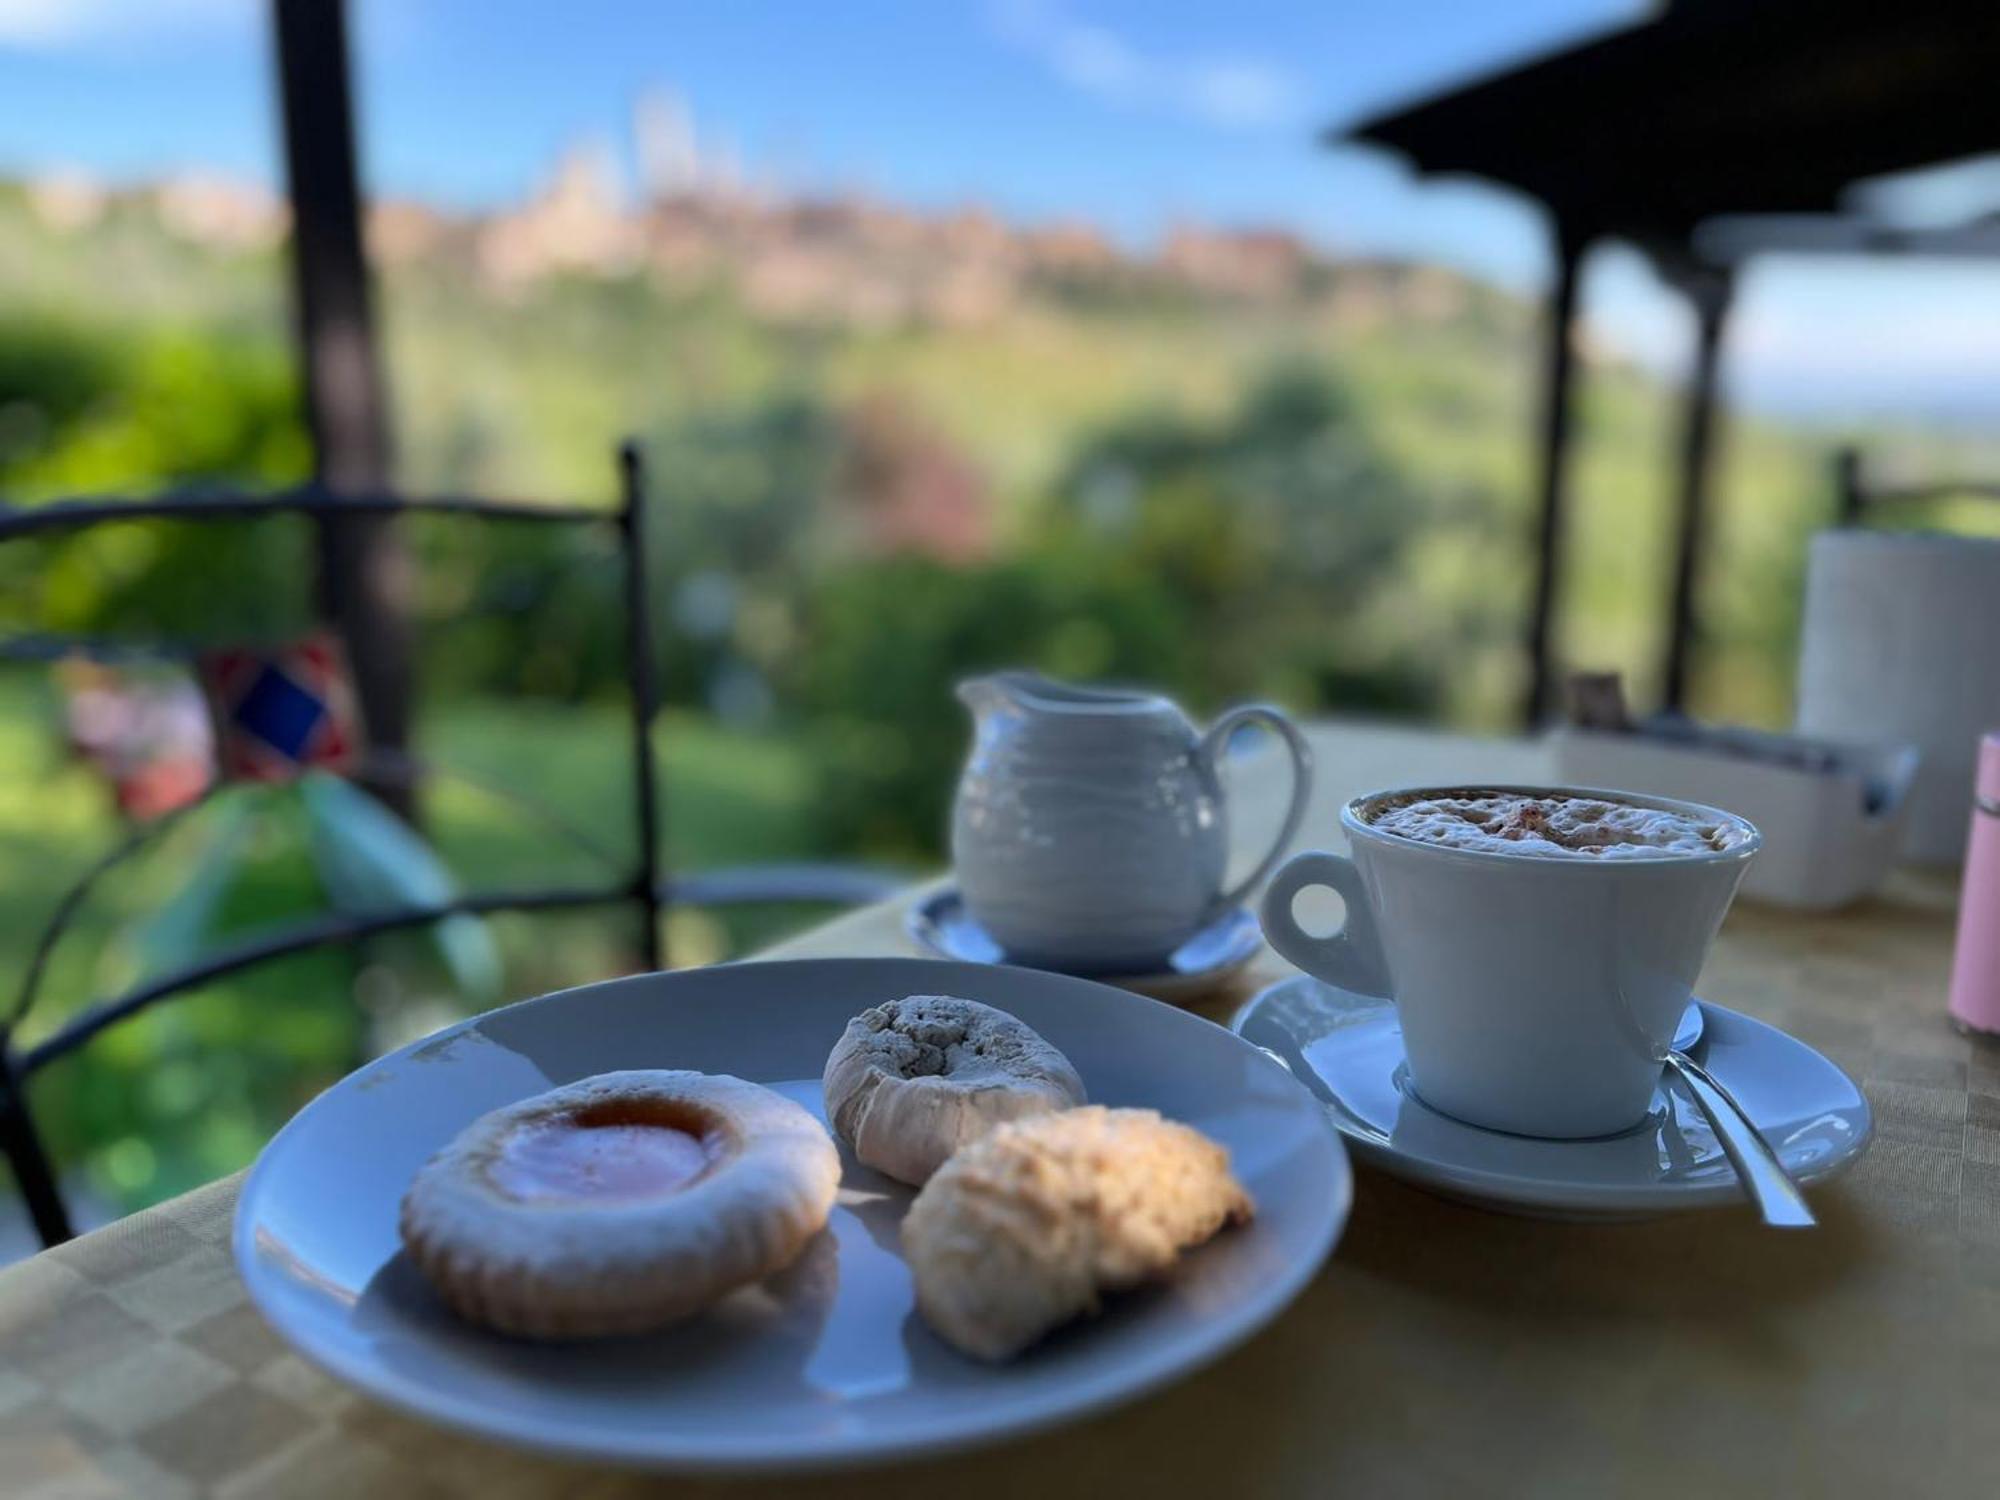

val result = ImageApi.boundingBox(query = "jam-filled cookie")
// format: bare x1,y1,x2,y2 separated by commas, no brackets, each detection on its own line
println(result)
822,995,1085,1185
399,1070,839,1339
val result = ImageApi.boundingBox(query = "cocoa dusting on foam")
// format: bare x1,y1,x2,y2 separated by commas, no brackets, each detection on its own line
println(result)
1363,790,1743,860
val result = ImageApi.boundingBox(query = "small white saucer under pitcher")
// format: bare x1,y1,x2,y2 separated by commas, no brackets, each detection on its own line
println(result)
906,886,1262,1004
1233,976,1872,1220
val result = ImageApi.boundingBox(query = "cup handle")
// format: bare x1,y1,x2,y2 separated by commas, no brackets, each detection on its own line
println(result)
1199,704,1314,915
1258,851,1392,998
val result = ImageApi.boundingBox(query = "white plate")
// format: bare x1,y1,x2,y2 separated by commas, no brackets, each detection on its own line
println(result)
905,887,1263,1004
1232,975,1870,1220
236,958,1350,1473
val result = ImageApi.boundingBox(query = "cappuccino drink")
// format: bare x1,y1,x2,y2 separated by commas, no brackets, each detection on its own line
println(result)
1363,789,1749,861
1261,784,1761,1137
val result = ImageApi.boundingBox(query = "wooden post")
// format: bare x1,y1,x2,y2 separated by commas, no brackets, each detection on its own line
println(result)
1521,225,1588,727
271,0,415,815
1660,264,1735,714
1834,446,1865,526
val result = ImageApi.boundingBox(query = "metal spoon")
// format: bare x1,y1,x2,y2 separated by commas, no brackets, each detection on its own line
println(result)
1661,1047,1816,1228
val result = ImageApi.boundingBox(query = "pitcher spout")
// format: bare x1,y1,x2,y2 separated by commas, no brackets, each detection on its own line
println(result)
956,672,1017,718
955,670,1049,719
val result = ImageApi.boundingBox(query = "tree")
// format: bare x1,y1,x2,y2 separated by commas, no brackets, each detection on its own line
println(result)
1049,362,1451,715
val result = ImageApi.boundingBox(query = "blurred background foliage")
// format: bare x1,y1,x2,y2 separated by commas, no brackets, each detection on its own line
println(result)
2,177,1995,1226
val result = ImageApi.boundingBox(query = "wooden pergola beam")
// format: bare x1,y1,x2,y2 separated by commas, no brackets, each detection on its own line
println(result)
1337,0,2000,730
1659,261,1735,713
1521,225,1588,727
270,0,415,815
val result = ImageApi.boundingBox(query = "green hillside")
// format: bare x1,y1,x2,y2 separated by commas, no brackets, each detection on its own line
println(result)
1,177,1865,726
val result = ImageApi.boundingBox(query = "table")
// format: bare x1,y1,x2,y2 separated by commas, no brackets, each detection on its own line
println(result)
3,723,1995,1499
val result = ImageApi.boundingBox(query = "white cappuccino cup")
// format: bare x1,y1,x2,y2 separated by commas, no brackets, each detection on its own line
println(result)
1259,785,1759,1139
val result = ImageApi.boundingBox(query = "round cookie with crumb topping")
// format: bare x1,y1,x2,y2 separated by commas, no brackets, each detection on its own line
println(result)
399,1070,839,1339
822,995,1085,1186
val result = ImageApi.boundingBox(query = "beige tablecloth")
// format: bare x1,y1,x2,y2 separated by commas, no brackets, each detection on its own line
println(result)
3,723,1996,1498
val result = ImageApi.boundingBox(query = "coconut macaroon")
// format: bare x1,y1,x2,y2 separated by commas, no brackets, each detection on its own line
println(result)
900,1105,1253,1362
399,1070,839,1339
821,995,1085,1186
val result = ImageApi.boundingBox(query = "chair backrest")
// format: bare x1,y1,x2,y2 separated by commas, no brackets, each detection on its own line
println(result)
0,443,665,1247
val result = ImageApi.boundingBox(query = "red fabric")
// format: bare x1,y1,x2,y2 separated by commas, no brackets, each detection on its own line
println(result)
197,630,365,783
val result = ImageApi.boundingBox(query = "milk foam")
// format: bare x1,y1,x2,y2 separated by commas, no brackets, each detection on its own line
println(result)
1364,791,1741,860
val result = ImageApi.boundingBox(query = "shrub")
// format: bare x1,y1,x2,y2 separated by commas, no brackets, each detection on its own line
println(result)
786,550,1189,856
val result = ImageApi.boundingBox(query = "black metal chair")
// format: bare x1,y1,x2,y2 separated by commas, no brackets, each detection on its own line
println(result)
0,442,898,1248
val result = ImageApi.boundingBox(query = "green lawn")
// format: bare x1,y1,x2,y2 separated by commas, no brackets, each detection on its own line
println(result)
0,674,870,1217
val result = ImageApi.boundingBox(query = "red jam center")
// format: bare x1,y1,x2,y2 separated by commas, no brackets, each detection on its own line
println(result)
489,1118,713,1203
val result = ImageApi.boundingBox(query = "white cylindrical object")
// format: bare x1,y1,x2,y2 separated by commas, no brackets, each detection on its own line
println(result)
1796,531,2000,864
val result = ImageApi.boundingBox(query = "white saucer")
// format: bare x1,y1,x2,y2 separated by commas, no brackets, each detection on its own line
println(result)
1232,975,1871,1220
236,958,1349,1472
906,887,1262,1004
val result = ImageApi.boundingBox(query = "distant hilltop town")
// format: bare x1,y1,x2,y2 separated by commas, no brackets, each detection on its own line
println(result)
19,88,1480,333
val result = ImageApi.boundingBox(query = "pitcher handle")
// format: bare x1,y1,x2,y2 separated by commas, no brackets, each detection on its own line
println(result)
1197,704,1314,915
1259,851,1393,998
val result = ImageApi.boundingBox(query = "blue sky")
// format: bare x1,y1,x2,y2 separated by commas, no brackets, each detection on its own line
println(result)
0,0,1995,422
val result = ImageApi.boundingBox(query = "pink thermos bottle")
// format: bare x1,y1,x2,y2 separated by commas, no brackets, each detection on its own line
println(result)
1949,732,2000,1036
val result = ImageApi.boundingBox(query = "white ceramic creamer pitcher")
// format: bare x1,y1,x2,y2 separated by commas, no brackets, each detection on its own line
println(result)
951,671,1312,970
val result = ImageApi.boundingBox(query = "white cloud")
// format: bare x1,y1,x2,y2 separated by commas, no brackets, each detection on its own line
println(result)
1186,61,1301,129
1048,22,1143,98
0,0,81,45
0,0,252,51
990,0,1306,131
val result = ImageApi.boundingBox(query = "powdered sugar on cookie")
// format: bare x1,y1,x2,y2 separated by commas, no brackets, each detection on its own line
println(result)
822,995,1085,1186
